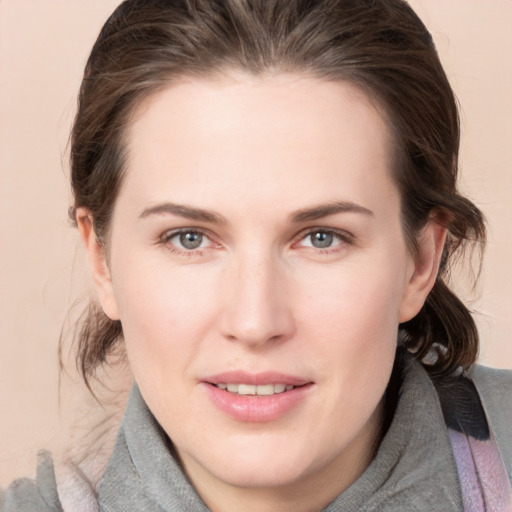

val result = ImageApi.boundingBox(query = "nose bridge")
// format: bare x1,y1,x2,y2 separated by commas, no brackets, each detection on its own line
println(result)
220,246,293,346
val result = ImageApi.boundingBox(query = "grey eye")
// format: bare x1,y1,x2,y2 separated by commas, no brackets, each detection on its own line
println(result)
179,232,203,249
310,231,334,248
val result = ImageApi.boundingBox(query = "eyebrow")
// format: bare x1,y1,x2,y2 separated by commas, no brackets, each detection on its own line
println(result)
290,201,374,223
139,203,227,224
139,200,373,224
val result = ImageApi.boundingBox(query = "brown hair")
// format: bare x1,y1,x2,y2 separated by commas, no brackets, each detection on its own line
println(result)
69,0,485,386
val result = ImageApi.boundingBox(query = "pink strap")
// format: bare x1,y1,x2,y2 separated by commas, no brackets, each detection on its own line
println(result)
448,426,512,511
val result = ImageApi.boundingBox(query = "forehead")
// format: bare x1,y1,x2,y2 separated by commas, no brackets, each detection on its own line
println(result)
120,73,397,216
127,72,390,150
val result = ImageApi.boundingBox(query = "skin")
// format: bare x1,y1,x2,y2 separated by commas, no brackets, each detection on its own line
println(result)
78,74,446,512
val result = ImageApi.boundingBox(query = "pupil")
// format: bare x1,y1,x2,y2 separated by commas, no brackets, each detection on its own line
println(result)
180,232,202,249
312,231,333,248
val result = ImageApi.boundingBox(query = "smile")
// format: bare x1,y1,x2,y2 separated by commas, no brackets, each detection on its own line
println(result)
214,383,295,396
203,373,313,422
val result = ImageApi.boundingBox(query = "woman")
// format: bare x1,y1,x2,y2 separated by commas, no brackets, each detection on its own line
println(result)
2,0,511,510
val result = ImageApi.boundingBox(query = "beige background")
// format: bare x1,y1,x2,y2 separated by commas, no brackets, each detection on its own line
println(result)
1,0,511,486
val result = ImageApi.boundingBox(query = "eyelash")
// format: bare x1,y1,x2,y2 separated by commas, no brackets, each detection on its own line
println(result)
294,228,355,254
158,227,355,256
159,228,214,257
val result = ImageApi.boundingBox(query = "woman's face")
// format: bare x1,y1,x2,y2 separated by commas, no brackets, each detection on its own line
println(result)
84,74,441,504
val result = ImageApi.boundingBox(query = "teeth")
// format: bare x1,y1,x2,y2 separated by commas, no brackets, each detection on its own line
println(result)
215,383,294,396
238,384,256,395
274,384,286,393
256,384,275,396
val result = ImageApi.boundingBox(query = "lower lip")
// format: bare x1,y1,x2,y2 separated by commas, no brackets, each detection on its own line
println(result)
202,383,313,423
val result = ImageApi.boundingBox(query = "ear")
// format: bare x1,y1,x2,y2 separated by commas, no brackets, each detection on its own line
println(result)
76,208,120,321
398,219,447,323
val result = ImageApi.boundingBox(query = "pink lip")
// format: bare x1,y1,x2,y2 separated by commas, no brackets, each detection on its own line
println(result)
203,371,311,387
201,371,314,423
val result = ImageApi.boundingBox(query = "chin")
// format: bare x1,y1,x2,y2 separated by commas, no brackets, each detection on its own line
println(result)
207,457,311,489
182,432,331,490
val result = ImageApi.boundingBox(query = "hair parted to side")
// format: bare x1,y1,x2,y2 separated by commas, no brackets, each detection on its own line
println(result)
69,0,485,388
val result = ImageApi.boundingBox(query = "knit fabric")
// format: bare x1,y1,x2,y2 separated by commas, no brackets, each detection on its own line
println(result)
446,366,512,511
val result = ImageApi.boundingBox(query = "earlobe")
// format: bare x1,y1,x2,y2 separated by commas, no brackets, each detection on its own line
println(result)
76,208,120,321
398,220,447,323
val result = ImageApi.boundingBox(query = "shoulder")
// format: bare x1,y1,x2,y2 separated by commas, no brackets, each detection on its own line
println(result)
470,363,512,482
1,450,101,512
471,363,512,394
470,363,512,423
1,451,63,512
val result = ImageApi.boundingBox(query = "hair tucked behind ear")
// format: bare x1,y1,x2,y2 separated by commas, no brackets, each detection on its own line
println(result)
403,281,480,374
75,302,124,389
399,194,486,377
67,0,486,390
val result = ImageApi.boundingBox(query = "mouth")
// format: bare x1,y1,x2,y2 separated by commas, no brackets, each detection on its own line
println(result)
202,371,313,421
212,382,297,396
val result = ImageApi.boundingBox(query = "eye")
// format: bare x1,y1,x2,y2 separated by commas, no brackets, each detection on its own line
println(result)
295,228,354,252
161,229,212,252
307,231,336,249
176,231,205,250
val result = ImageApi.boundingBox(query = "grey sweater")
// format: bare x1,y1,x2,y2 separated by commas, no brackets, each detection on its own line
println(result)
2,357,511,511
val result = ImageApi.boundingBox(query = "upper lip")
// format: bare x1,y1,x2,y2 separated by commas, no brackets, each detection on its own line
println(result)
203,371,312,386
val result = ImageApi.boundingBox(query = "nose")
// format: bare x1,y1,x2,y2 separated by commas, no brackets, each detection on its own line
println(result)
218,252,295,348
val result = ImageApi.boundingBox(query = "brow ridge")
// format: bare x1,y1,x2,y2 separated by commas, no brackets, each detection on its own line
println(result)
139,200,372,224
291,201,374,223
139,203,227,224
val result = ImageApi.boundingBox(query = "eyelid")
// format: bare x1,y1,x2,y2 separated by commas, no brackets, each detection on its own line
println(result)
159,227,220,252
290,227,356,255
158,226,354,255
294,226,355,245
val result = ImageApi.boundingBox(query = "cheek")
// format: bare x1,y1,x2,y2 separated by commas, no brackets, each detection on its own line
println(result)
110,255,221,382
298,252,406,397
282,258,402,469
300,254,406,342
